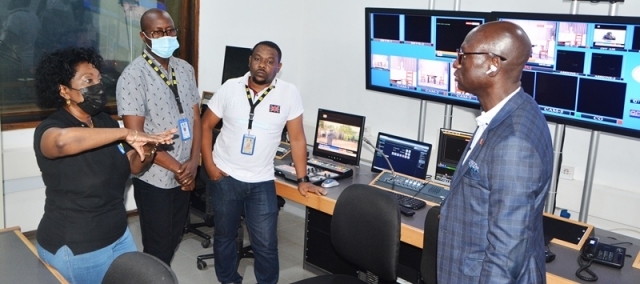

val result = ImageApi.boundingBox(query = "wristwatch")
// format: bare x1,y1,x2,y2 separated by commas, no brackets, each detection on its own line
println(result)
296,175,310,183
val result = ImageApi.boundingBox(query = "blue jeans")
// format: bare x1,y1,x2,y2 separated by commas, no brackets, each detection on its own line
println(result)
36,228,137,284
209,176,279,284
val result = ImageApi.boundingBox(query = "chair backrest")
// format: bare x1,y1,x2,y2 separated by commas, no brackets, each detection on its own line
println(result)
330,184,401,282
102,252,178,284
421,205,441,284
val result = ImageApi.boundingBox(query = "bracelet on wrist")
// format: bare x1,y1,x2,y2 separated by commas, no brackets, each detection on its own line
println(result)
143,145,157,157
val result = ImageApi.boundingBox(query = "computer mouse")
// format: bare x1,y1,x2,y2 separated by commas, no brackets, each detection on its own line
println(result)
321,178,339,188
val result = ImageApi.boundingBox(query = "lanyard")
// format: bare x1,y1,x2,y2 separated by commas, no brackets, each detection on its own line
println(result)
142,53,183,114
245,85,275,131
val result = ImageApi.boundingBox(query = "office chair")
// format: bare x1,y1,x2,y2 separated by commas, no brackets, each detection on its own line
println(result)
102,252,178,284
419,205,440,284
293,184,401,284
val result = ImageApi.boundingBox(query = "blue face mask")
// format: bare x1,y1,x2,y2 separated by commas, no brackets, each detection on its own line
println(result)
146,36,180,58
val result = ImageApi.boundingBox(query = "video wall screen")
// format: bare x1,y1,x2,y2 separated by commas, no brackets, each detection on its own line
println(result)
365,8,490,109
366,8,640,139
494,12,640,138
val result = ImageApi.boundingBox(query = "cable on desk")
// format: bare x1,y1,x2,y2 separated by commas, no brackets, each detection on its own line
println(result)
575,255,598,282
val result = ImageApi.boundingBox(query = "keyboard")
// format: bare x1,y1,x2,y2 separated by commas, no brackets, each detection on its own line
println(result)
307,158,353,174
392,192,426,210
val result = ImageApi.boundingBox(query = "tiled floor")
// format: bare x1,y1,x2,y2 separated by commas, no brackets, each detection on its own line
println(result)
127,204,320,284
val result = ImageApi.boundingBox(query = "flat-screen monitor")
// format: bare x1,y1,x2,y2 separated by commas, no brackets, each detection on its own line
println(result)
493,12,640,138
221,46,252,84
370,132,433,180
312,109,366,166
209,46,252,132
434,128,472,186
365,7,491,109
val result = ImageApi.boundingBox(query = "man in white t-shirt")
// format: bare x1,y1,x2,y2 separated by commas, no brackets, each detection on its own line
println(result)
201,41,326,284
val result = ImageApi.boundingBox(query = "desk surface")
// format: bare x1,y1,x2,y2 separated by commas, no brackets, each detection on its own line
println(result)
0,227,68,284
274,163,640,284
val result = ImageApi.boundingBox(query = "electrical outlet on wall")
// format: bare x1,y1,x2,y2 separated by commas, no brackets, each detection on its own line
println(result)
560,166,575,180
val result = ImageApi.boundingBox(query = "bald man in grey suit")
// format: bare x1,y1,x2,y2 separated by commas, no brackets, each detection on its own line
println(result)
437,21,553,283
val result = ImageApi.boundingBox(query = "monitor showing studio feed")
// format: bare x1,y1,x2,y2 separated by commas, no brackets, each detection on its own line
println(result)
434,128,472,186
312,109,366,166
365,7,490,109
371,132,432,180
494,12,640,139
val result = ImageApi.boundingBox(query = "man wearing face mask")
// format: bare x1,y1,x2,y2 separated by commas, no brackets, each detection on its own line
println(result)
116,8,201,266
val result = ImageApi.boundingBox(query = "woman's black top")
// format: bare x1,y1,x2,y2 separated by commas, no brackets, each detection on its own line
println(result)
34,109,132,255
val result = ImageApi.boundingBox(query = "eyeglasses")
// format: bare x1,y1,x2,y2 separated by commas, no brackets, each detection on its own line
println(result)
456,48,507,65
143,28,179,39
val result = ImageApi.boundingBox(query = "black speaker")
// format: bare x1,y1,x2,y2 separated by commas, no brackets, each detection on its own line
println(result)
221,46,253,84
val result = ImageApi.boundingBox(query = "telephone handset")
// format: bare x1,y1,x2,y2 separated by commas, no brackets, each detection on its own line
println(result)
582,237,599,259
581,237,626,268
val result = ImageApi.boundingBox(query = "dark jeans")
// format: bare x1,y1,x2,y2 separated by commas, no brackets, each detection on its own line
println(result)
209,176,279,284
133,178,189,266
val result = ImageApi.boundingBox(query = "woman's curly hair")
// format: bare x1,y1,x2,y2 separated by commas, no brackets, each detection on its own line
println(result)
35,47,104,109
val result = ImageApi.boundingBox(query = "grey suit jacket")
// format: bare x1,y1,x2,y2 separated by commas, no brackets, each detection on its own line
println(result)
437,89,553,284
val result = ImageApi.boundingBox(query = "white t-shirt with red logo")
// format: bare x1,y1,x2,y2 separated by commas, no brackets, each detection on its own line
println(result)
206,72,304,183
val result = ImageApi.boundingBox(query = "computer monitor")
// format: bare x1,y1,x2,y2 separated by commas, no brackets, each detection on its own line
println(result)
434,128,473,185
365,7,490,109
312,109,366,166
370,132,433,180
221,46,252,84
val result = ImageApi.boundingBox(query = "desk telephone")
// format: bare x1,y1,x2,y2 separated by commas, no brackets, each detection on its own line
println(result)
576,237,626,282
581,237,626,268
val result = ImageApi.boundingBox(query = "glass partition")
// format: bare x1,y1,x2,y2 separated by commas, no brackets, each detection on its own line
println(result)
0,0,194,127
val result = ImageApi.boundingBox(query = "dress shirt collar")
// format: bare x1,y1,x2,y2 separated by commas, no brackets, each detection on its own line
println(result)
239,71,278,89
143,50,173,68
476,87,520,127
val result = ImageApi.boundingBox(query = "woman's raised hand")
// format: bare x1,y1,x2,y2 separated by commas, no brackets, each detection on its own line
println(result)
126,128,178,161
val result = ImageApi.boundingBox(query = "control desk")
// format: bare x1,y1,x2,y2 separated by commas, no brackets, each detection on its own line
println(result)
370,171,450,205
275,158,353,185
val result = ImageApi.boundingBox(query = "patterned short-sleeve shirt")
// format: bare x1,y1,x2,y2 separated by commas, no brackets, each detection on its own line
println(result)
116,51,200,189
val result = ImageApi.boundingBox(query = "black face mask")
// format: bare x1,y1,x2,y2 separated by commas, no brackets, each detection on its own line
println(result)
76,83,106,116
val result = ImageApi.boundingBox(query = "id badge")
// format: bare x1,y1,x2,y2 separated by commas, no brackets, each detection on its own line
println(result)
241,134,256,155
178,118,191,141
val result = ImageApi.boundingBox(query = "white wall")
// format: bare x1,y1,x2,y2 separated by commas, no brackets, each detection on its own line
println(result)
199,0,640,238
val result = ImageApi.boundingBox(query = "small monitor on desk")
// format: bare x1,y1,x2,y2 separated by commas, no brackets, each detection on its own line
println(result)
371,132,432,180
312,108,366,166
434,128,472,186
